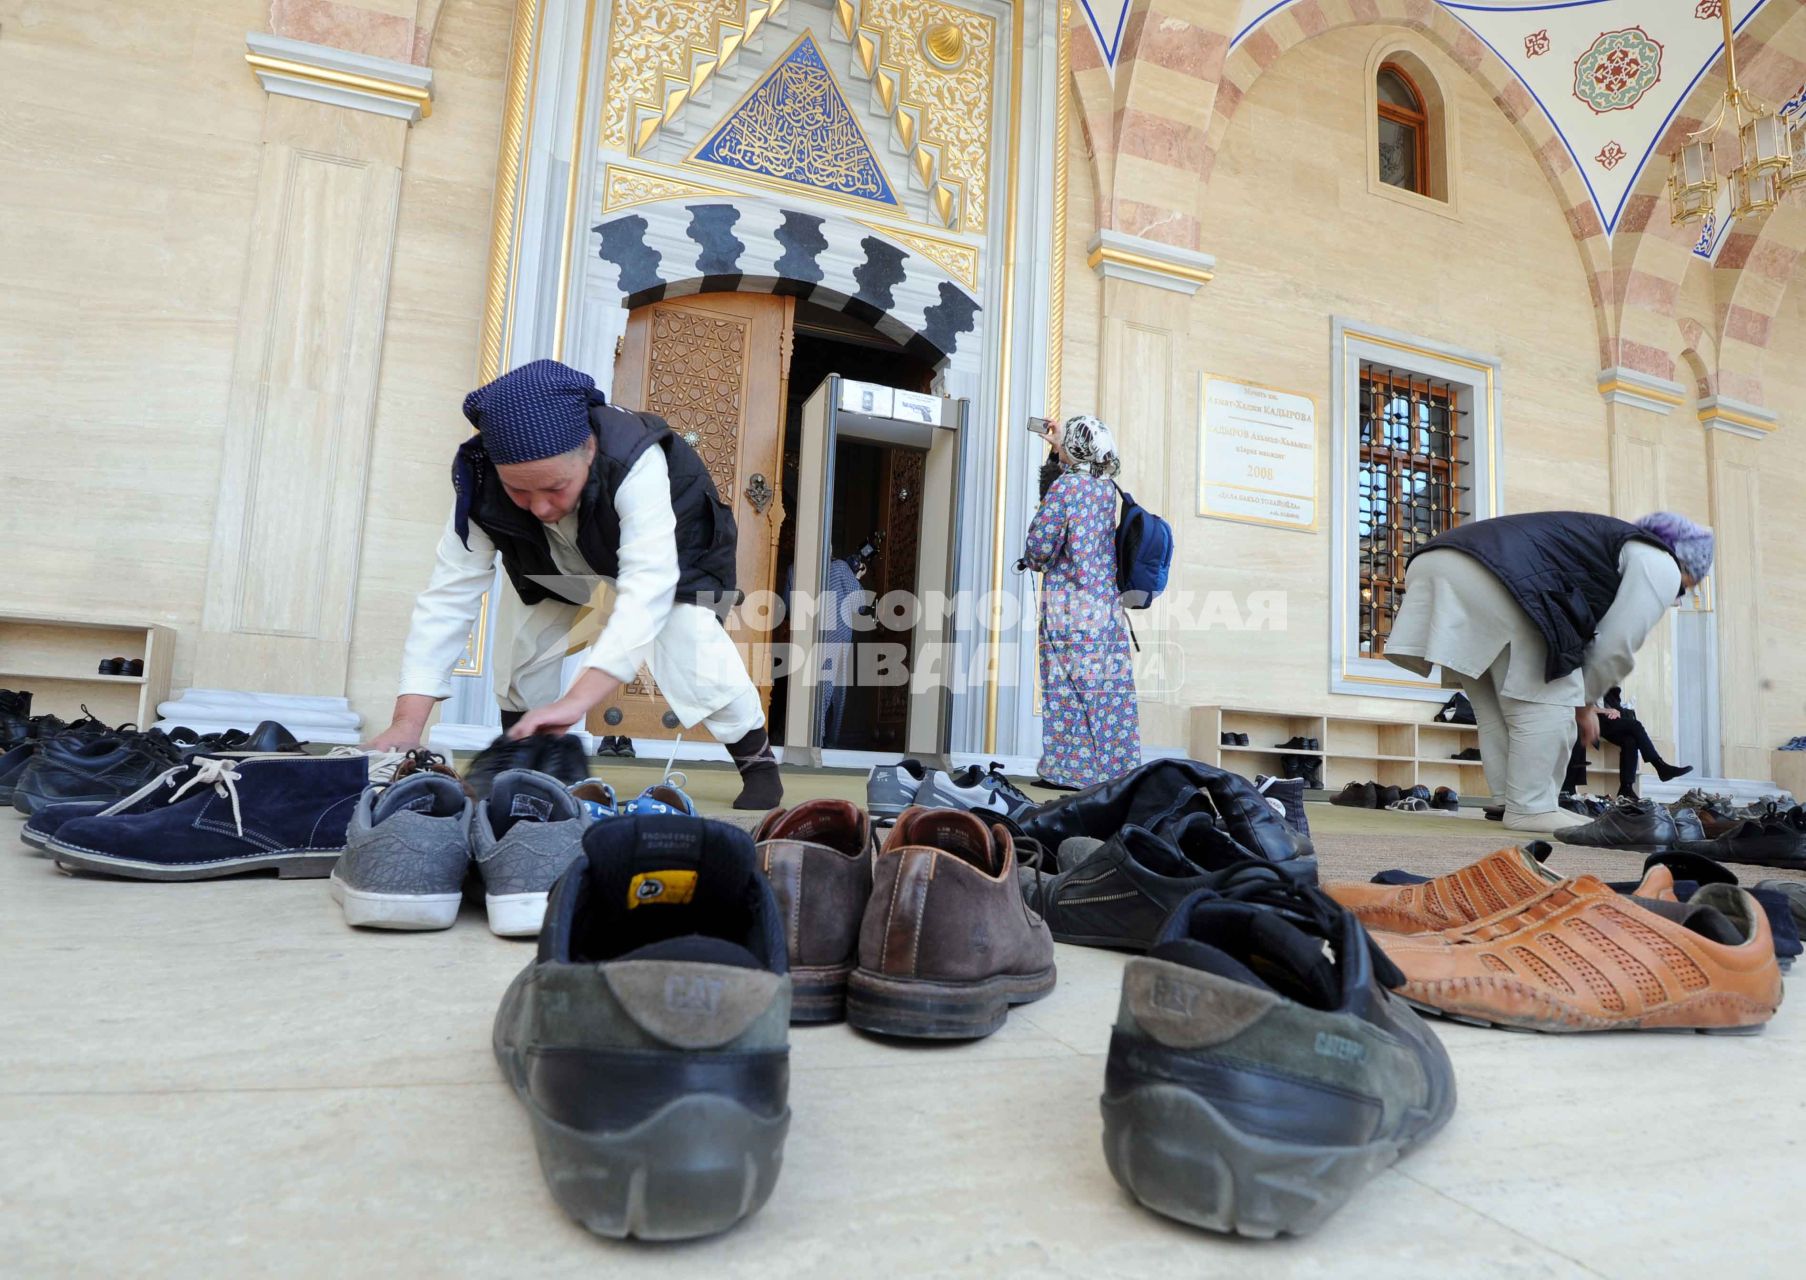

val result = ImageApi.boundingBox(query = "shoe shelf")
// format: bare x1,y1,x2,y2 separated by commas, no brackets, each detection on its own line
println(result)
0,613,174,727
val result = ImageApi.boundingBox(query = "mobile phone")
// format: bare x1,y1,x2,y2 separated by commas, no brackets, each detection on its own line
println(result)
1025,416,1056,437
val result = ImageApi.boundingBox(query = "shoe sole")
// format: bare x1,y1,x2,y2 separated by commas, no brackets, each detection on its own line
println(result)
49,845,340,881
844,966,1056,1039
329,874,461,931
485,891,550,937
790,961,854,1024
1399,994,1771,1035
494,1042,788,1241
1100,1083,1417,1238
1553,841,1676,855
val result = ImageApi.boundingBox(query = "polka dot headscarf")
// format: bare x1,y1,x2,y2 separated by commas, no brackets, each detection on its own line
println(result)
452,359,601,546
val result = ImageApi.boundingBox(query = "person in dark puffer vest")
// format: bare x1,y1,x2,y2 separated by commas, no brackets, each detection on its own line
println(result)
1384,510,1712,834
372,359,781,810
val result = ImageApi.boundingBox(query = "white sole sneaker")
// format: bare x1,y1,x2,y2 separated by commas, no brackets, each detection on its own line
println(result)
330,874,462,931
486,891,550,937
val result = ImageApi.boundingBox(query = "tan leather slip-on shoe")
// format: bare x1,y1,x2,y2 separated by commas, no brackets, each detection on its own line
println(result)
1374,877,1782,1033
754,799,875,1024
845,806,1056,1039
1326,846,1680,936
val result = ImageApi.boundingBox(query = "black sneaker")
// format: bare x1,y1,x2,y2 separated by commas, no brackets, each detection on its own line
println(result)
1100,865,1456,1238
11,731,183,815
1554,797,1679,854
492,815,792,1240
1255,775,1311,839
1020,825,1231,951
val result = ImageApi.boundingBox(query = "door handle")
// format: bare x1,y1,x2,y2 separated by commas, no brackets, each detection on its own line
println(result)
745,473,774,515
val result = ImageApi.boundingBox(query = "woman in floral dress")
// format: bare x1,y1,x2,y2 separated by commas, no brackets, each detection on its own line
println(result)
1023,415,1141,788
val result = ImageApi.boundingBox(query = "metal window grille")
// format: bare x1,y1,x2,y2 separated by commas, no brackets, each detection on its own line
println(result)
1357,368,1469,656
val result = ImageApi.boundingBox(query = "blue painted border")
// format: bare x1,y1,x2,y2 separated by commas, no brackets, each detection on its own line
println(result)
1078,0,1132,64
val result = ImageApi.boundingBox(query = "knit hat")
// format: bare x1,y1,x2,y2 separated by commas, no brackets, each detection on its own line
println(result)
1635,511,1715,582
452,359,601,546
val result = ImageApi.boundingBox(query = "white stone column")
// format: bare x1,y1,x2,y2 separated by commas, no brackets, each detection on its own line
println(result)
159,36,433,742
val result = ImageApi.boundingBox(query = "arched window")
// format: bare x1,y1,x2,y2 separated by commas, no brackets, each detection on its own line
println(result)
1376,63,1429,195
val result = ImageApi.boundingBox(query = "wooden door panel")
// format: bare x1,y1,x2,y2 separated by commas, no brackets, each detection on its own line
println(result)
591,293,792,742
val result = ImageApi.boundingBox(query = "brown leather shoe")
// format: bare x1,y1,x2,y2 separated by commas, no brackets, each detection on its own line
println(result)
1325,846,1678,935
1375,876,1782,1032
754,800,874,1023
846,806,1056,1039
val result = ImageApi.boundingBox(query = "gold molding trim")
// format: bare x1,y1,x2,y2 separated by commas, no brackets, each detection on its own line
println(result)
1085,243,1215,287
603,164,739,213
1698,406,1777,432
1597,378,1685,405
552,0,599,360
608,0,789,155
983,0,1024,753
243,53,434,117
855,221,980,290
479,0,543,384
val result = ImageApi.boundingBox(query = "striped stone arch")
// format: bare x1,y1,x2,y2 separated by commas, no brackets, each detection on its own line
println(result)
1608,0,1806,397
1200,0,1615,355
590,198,983,373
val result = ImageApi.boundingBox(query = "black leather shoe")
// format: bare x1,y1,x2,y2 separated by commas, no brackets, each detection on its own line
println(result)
98,658,126,677
11,732,184,815
1331,781,1376,808
1431,787,1460,812
1274,736,1311,750
0,689,31,747
465,732,590,799
1679,807,1806,870
1450,747,1482,761
125,659,145,678
1554,797,1679,854
1376,785,1402,809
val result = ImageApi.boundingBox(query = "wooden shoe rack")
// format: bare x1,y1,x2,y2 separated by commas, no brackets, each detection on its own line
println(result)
0,613,174,728
1188,705,1622,801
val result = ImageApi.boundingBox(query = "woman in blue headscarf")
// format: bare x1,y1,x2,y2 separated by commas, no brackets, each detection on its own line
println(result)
1024,415,1141,789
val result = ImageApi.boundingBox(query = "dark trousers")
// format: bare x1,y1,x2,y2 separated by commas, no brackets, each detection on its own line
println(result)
1565,713,1666,796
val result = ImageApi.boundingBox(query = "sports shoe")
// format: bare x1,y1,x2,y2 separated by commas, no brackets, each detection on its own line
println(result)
330,770,475,930
867,758,928,820
914,765,1019,819
1554,797,1679,853
1326,844,1677,935
1254,775,1310,838
1022,824,1244,951
492,815,791,1240
49,754,367,881
1377,876,1783,1032
621,781,697,817
1672,807,1706,844
1101,864,1455,1238
754,800,875,1022
847,807,1055,1038
11,731,184,815
471,769,590,936
568,779,618,821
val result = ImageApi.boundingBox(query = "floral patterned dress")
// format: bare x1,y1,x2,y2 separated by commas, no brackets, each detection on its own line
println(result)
1024,469,1142,787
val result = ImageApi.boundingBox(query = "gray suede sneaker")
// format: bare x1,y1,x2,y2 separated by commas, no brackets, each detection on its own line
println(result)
493,815,792,1240
330,769,474,931
472,769,590,937
866,758,928,820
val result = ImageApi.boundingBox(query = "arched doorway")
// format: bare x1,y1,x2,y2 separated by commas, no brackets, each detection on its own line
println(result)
592,289,938,745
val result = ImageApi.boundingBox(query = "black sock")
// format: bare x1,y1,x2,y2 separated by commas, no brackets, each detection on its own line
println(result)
500,709,523,733
727,728,783,811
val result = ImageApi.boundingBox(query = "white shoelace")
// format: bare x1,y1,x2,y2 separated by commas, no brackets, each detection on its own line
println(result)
170,757,246,836
325,746,409,784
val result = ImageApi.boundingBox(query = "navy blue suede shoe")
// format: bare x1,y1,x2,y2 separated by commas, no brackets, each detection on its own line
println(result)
48,754,368,881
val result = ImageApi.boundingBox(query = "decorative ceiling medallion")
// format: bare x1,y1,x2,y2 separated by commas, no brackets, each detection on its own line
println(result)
1695,1,1722,19
690,32,901,209
1596,141,1627,170
1524,29,1550,59
923,22,965,68
1573,27,1663,115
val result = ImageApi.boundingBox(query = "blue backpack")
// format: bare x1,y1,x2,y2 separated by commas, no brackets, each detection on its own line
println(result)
1114,484,1173,609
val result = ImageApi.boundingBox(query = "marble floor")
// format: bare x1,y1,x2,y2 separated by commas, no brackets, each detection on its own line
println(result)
2,773,1800,1279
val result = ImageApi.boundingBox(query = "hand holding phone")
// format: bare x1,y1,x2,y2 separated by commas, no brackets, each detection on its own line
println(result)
1026,416,1056,437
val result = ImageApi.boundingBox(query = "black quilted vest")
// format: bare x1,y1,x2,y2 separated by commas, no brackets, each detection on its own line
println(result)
1410,511,1677,682
464,401,739,615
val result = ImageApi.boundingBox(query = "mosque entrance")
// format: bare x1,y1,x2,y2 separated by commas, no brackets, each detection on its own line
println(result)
590,293,938,747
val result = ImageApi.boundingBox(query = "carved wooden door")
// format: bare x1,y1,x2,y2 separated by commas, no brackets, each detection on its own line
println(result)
592,292,793,742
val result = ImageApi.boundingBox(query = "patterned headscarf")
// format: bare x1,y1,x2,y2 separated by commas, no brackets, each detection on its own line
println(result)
452,359,601,546
1636,511,1715,582
1062,414,1121,478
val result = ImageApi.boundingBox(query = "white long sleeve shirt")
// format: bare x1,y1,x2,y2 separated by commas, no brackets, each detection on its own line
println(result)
396,447,680,699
